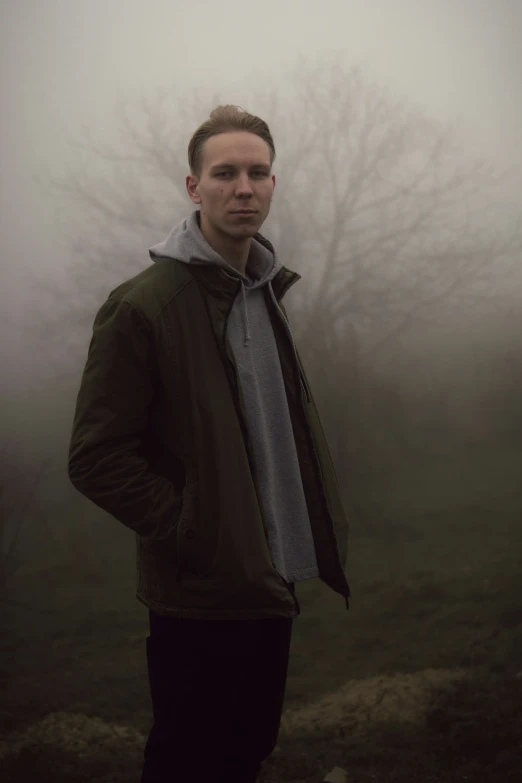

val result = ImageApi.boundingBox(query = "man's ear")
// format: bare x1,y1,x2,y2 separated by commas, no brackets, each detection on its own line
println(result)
186,175,201,205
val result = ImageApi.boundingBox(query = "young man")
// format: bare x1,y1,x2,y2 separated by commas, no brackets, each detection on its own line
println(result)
68,104,351,783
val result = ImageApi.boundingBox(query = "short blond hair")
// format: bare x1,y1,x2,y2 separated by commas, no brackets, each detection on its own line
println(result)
188,104,276,178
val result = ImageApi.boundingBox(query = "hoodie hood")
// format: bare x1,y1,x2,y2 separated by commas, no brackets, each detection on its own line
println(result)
149,209,283,347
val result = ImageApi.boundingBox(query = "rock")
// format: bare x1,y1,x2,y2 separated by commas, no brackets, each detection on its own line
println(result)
323,767,348,782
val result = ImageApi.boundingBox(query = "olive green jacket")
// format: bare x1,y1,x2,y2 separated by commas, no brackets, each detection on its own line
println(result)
68,257,351,618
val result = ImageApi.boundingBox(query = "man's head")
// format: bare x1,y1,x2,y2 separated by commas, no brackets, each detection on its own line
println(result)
186,105,276,263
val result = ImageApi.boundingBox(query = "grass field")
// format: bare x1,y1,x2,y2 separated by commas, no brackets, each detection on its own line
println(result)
1,446,521,781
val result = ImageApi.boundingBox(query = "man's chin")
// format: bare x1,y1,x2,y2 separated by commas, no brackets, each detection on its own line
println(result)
225,222,259,238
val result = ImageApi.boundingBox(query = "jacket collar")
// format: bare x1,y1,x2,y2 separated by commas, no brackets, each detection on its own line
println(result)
186,231,301,303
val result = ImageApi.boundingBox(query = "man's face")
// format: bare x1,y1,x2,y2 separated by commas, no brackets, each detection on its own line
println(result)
186,131,276,240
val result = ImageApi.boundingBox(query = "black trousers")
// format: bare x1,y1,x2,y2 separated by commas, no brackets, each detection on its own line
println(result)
140,592,294,783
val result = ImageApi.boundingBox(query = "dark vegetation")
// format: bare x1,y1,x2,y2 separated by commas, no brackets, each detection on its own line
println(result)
1,446,521,782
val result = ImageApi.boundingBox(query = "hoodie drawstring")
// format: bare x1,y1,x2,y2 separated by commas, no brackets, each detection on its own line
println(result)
241,281,251,347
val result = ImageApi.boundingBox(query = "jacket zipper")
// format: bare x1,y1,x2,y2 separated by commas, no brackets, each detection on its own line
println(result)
296,373,351,604
223,288,300,616
299,366,311,404
275,294,347,610
285,322,351,607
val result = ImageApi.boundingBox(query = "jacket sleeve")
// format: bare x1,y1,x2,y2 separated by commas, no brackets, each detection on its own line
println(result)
68,295,183,541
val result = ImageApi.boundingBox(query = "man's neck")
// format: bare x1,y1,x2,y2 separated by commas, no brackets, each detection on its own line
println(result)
198,212,251,276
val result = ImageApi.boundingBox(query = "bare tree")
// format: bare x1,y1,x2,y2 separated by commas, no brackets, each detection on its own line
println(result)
28,58,521,500
262,59,521,473
34,59,520,359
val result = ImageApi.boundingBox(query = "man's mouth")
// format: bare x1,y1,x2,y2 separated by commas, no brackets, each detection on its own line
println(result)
231,209,257,214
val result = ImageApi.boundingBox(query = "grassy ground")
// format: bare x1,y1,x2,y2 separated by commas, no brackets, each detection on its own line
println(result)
1,446,522,781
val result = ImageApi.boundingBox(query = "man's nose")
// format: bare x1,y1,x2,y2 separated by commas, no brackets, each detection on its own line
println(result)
235,175,254,194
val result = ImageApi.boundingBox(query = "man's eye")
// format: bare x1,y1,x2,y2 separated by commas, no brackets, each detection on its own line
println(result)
215,171,267,178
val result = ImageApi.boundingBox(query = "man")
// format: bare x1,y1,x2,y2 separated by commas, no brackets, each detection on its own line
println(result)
68,104,351,783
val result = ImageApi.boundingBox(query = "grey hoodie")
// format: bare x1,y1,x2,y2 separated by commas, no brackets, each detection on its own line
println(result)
149,209,319,584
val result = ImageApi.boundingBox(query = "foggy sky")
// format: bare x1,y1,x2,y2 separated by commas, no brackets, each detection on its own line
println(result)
1,0,522,386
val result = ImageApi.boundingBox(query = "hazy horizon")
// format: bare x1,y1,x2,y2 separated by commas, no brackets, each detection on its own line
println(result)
2,0,522,402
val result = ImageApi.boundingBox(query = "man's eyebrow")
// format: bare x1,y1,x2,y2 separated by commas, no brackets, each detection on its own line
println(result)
210,162,271,171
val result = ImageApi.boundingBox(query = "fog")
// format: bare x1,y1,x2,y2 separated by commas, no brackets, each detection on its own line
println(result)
2,1,522,779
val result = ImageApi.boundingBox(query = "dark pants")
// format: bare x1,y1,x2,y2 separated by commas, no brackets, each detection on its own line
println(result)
140,594,294,783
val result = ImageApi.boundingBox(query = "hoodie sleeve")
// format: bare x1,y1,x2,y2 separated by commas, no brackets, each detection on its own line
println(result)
68,295,182,540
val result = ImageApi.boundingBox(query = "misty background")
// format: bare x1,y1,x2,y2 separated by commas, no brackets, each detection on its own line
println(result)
2,0,521,574
1,1,522,780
